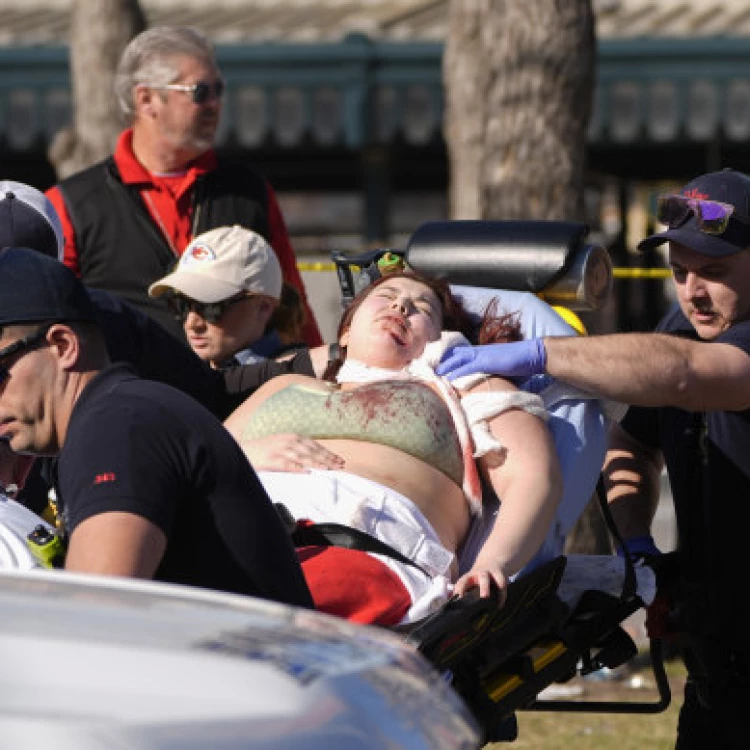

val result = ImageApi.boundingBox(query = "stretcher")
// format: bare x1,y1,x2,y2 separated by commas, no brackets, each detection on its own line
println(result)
333,220,673,742
404,550,673,742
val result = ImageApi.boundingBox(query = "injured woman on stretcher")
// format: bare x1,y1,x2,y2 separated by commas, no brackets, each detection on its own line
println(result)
225,270,563,627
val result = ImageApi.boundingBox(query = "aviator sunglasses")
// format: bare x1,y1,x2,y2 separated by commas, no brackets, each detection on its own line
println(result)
0,325,51,384
144,78,225,105
167,293,250,324
657,194,750,236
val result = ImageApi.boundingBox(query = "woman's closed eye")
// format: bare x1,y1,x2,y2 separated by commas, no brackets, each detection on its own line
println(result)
415,298,439,320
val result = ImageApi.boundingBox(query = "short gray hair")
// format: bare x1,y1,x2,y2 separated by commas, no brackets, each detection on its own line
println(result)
115,26,217,124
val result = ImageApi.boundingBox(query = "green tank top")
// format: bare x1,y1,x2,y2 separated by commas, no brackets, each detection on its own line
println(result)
243,380,464,485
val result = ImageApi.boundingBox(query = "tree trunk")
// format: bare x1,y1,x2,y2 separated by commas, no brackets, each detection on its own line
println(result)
444,1,607,554
48,0,146,179
444,0,595,221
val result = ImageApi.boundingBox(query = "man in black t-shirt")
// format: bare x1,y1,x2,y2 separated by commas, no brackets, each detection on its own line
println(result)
437,169,750,749
0,248,312,609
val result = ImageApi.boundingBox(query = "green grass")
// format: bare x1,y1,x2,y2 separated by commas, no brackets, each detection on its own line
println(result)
485,658,686,749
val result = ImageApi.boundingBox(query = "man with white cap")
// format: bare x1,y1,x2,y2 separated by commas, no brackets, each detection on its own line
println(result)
150,225,286,369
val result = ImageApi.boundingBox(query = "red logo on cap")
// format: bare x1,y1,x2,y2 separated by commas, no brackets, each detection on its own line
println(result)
189,245,212,261
683,188,709,200
94,472,117,485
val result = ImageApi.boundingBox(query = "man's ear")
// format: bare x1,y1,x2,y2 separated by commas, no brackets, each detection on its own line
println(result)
134,85,158,117
46,324,82,371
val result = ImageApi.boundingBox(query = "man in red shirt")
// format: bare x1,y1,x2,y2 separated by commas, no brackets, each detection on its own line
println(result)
47,25,322,345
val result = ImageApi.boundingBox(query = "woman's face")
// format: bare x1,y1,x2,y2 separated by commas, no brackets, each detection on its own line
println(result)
340,276,443,369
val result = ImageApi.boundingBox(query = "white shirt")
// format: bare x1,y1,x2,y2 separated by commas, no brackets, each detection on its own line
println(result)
0,492,50,570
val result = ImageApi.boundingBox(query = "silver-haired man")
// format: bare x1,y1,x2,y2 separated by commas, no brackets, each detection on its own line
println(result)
46,26,321,346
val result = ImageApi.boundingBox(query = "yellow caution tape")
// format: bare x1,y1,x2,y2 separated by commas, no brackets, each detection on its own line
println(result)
298,262,337,272
613,268,671,279
297,262,671,280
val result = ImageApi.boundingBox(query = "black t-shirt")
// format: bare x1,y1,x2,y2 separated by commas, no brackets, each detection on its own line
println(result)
621,306,750,641
57,364,313,609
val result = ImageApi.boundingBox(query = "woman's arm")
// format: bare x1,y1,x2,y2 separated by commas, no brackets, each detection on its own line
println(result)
454,377,562,598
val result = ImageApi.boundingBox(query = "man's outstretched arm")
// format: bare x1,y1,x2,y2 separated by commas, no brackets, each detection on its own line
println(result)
438,333,750,412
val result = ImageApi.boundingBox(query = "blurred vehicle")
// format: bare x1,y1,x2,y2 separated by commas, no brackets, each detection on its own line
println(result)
0,569,480,750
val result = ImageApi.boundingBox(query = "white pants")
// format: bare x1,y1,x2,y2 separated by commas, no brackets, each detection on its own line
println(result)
258,470,455,623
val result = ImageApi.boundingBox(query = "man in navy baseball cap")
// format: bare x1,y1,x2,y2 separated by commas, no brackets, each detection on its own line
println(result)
0,245,312,608
436,166,750,747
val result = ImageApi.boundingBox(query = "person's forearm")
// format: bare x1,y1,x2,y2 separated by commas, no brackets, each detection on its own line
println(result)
221,350,315,416
479,466,561,578
544,334,688,406
604,425,663,541
544,333,750,411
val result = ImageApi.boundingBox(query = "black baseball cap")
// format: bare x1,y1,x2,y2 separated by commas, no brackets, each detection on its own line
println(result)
0,181,63,260
638,168,750,257
0,247,96,327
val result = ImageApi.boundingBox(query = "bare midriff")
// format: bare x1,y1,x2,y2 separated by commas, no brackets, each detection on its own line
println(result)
231,375,474,557
316,438,471,554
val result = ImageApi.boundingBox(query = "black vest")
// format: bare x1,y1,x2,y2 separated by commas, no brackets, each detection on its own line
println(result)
58,156,271,339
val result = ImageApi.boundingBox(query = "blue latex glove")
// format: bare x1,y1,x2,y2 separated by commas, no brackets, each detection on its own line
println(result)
616,534,661,560
436,339,547,381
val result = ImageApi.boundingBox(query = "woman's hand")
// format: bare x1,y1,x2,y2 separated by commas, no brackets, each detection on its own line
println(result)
242,434,345,473
453,560,509,602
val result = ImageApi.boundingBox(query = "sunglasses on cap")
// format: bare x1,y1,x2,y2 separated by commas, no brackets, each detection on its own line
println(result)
0,325,52,385
167,293,250,324
144,79,225,105
656,194,750,235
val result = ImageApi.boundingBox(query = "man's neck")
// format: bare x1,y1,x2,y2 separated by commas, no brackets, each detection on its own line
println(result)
55,369,101,453
130,129,197,174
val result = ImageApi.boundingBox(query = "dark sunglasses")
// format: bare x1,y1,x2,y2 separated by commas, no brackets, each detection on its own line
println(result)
146,79,225,105
167,293,249,324
0,325,51,384
656,194,750,236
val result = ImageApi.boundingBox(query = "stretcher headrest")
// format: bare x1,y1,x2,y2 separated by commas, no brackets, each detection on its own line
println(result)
405,220,612,311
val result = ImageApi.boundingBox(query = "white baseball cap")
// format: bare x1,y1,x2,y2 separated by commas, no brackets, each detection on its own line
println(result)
149,225,283,302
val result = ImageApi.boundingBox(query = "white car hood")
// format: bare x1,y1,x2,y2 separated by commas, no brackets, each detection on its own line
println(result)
0,570,479,750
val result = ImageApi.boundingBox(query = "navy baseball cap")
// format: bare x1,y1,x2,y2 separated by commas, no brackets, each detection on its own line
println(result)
0,181,63,261
0,247,96,327
638,168,750,257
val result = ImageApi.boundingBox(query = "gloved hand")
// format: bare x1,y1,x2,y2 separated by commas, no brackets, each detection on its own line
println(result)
436,339,547,381
616,534,661,560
